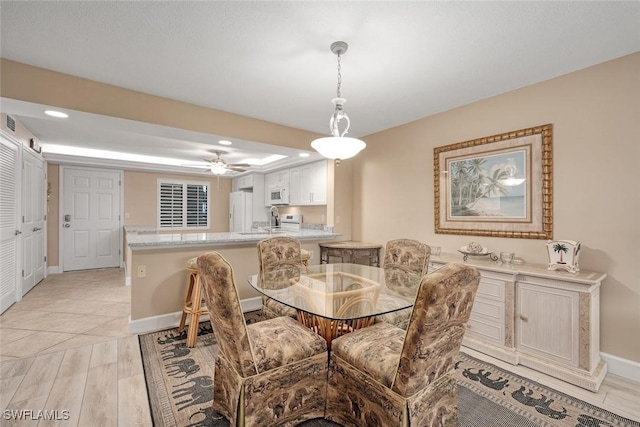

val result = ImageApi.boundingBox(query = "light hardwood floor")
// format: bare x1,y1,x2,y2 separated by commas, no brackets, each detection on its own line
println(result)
1,269,639,425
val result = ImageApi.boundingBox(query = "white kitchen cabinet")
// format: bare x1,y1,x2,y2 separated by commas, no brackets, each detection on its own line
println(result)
289,167,301,205
289,160,327,206
430,255,606,391
232,174,254,192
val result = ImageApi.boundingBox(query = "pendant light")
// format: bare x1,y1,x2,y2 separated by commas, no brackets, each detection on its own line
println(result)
311,41,366,164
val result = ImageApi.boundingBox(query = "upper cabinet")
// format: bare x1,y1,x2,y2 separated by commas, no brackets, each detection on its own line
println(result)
289,160,327,206
232,174,254,192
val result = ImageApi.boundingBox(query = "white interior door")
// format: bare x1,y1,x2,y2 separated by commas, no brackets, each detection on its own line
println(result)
21,150,45,296
62,167,121,271
32,154,45,284
0,133,21,313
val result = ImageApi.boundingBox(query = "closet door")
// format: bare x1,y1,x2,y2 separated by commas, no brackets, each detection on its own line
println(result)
0,133,21,313
21,149,45,296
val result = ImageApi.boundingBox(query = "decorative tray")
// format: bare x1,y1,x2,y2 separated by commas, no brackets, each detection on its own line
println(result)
458,246,498,261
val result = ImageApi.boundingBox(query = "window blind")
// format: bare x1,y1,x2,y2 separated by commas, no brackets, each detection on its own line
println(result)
158,180,209,229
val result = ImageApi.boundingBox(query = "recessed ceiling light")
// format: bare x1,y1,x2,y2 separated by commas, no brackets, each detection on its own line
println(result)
218,140,232,146
299,153,310,157
44,110,69,118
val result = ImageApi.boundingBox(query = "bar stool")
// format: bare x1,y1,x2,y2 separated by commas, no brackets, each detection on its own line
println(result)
179,257,207,347
301,249,310,267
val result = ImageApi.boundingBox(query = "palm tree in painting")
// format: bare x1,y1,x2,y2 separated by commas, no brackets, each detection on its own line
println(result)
466,167,509,210
553,242,569,264
450,161,469,207
466,157,487,202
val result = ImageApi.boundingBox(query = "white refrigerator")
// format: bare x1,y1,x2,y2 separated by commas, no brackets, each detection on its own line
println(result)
229,191,253,232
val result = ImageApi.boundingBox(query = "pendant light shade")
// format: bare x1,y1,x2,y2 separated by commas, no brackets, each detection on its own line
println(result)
311,41,366,163
311,136,366,160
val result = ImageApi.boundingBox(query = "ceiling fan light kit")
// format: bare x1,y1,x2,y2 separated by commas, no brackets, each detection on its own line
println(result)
311,41,366,164
206,151,250,175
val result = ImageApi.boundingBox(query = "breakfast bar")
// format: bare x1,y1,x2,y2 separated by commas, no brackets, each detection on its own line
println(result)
125,226,341,333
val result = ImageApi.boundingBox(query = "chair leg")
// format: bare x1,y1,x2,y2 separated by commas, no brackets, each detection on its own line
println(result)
186,275,202,348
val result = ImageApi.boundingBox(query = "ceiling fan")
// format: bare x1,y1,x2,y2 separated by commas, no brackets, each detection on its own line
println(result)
203,151,250,175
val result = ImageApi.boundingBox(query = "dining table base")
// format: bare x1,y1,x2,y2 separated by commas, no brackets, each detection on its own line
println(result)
296,312,375,349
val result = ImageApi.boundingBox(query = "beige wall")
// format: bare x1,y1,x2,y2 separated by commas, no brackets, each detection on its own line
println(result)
46,164,60,267
123,170,232,232
353,52,640,362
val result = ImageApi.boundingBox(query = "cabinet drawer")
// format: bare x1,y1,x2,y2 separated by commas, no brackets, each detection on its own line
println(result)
466,316,504,346
477,277,505,302
470,297,503,322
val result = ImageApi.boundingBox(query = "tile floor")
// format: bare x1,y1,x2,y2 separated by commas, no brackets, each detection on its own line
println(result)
1,269,130,361
1,269,639,426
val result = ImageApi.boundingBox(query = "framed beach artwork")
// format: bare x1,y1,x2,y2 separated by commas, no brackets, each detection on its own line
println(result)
434,124,553,239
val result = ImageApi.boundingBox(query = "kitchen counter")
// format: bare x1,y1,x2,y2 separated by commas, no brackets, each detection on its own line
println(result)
124,225,341,332
126,228,341,250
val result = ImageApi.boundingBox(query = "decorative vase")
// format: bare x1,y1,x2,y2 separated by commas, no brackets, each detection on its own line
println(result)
546,240,581,273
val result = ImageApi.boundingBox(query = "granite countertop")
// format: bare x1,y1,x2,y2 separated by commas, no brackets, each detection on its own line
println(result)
126,227,341,250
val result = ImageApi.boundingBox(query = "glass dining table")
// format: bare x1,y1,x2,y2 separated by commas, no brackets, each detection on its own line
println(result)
248,263,422,348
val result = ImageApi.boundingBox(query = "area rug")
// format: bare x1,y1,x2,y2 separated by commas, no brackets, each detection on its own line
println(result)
140,314,639,427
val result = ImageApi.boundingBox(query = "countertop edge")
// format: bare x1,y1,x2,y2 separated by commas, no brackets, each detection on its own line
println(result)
127,232,342,250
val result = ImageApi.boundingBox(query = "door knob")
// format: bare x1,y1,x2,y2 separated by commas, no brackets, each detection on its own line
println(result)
33,227,41,232
63,224,70,228
15,230,22,235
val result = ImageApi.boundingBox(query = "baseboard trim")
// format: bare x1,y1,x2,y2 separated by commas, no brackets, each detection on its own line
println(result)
601,352,640,383
47,266,62,274
129,296,263,334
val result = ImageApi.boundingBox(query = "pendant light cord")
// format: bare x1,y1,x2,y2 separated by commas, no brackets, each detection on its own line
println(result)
336,52,342,98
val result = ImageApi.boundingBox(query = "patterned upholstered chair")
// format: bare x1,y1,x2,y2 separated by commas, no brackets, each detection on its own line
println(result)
257,236,303,319
325,263,480,427
375,238,431,329
197,252,328,427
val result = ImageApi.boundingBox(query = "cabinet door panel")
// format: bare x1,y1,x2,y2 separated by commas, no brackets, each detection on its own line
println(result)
516,283,579,366
289,167,301,205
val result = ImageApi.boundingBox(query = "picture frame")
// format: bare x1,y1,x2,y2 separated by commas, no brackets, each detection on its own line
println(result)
434,124,553,239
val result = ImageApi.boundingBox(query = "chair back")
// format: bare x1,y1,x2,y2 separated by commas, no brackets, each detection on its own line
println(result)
383,239,431,296
391,263,480,396
197,252,258,377
383,239,431,274
257,236,302,289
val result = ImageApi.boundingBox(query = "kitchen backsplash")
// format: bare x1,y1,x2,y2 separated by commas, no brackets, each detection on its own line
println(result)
251,221,332,232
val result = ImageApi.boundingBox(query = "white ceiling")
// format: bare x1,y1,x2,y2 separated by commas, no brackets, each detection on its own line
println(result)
1,1,639,175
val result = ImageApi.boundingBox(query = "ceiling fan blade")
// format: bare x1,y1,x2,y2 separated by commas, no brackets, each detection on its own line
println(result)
228,163,251,168
228,167,247,172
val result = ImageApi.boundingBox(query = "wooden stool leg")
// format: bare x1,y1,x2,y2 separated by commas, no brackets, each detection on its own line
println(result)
178,271,196,332
186,275,203,348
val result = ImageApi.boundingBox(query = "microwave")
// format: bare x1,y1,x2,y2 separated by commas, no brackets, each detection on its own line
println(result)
269,186,289,205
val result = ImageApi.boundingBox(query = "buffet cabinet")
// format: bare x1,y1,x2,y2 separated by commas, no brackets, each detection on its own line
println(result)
319,241,382,267
430,254,607,392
